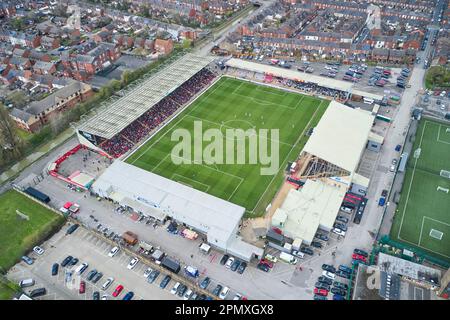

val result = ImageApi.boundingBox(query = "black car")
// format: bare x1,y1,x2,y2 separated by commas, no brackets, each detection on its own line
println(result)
318,276,333,285
196,294,207,300
220,254,229,265
177,285,187,297
336,270,351,279
87,269,98,281
336,216,349,224
322,264,336,273
315,233,329,241
92,272,103,284
51,263,59,276
212,285,223,297
69,257,78,266
333,223,347,231
311,241,323,249
66,224,79,235
331,287,346,296
315,282,331,291
237,261,247,274
29,288,46,298
257,263,270,272
199,277,210,289
159,275,171,289
353,249,368,257
93,291,100,300
333,281,348,291
230,260,240,272
148,270,160,284
300,247,314,256
61,256,73,267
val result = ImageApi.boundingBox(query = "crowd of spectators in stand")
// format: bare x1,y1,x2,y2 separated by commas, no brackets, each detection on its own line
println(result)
100,69,216,158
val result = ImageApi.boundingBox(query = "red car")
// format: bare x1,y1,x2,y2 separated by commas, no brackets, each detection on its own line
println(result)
352,253,367,263
259,259,274,268
79,281,86,294
112,285,124,297
314,288,328,296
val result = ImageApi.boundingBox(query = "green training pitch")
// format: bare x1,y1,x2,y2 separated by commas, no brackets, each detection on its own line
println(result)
0,190,65,271
390,119,450,262
126,77,328,217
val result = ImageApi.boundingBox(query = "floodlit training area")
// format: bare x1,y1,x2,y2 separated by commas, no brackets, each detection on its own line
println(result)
125,77,328,216
391,119,450,261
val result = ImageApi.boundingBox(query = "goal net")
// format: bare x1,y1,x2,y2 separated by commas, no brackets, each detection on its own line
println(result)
414,148,421,159
437,186,449,193
440,170,450,179
429,229,443,240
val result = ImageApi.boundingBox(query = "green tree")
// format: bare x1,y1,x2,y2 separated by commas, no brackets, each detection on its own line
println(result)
0,104,23,168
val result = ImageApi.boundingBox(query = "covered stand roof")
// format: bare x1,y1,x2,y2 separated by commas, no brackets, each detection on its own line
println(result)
77,54,215,139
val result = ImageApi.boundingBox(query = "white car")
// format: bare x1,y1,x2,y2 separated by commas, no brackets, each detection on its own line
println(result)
127,257,139,270
225,257,235,269
332,228,346,236
108,246,119,257
183,289,193,300
233,293,242,300
389,165,396,172
170,282,180,295
33,246,45,255
143,267,153,278
101,277,114,290
322,271,336,280
101,294,108,300
219,286,230,299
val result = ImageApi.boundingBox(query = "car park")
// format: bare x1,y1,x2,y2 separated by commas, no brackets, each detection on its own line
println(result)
225,257,235,269
51,263,59,276
33,246,45,255
159,275,171,289
127,257,139,270
61,256,73,267
108,246,119,257
112,285,124,297
102,277,114,290
220,254,229,265
219,286,230,300
79,281,86,294
21,256,34,265
237,261,247,274
93,291,100,300
212,284,223,297
322,271,336,280
170,282,181,295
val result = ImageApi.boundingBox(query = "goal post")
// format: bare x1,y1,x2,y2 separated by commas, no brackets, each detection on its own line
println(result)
437,186,449,193
440,170,450,179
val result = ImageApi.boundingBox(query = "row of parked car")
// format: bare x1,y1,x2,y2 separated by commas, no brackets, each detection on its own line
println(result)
343,63,368,83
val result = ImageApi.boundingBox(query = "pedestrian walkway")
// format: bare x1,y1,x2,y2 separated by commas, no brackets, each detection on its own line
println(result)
0,129,75,184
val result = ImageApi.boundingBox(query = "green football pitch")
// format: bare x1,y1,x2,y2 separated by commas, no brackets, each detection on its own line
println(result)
126,77,328,217
391,119,450,261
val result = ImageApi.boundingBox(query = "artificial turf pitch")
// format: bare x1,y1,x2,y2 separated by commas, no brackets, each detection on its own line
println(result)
390,119,450,261
126,77,327,216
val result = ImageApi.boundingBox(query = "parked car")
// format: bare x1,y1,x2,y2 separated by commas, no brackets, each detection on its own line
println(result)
51,263,59,276
257,263,270,272
333,294,345,300
315,233,329,241
21,256,34,265
177,285,187,298
230,259,240,272
260,259,274,268
212,284,223,296
336,216,349,224
61,256,73,267
311,241,323,249
87,269,98,281
199,277,211,289
314,294,327,300
112,285,124,297
332,228,346,236
33,246,45,255
159,275,171,289
93,291,100,300
69,257,78,266
352,253,367,263
127,257,139,270
353,249,368,257
183,289,193,300
337,270,351,279
220,254,229,265
264,254,278,263
314,288,328,296
333,222,347,231
108,246,119,257
318,276,333,285
79,281,86,294
315,282,331,291
237,262,247,274
225,257,235,269
102,277,114,290
92,272,103,284
148,270,160,284
143,268,153,278
219,286,230,300
334,281,348,291
122,291,134,300
170,282,181,295
338,265,353,274
322,271,336,280
75,263,88,275
300,247,314,255
322,264,336,273
331,287,346,296
29,288,46,298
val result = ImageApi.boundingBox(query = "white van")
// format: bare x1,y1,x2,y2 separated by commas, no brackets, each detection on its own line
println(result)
340,206,353,213
19,278,35,288
279,252,298,265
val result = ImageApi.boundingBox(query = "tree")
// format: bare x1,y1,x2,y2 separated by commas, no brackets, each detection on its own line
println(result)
0,104,23,168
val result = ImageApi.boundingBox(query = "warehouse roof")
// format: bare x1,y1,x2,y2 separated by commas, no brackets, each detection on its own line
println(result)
225,58,383,100
77,54,215,139
91,161,245,245
303,101,375,176
272,179,346,244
